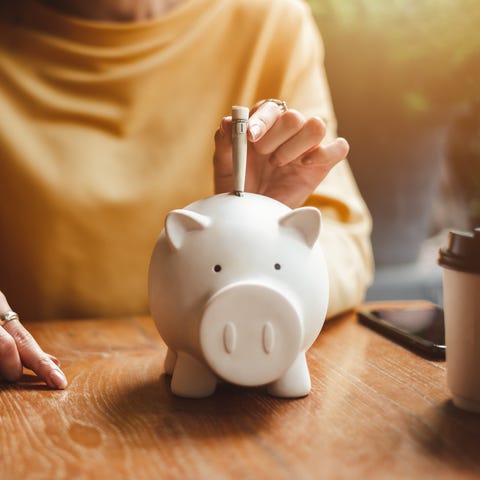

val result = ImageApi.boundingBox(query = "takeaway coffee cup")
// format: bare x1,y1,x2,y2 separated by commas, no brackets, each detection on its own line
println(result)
438,228,480,413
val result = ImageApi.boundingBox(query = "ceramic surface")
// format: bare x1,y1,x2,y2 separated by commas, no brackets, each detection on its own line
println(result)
148,192,329,398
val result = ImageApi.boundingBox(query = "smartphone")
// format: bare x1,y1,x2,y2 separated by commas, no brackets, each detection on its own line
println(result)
357,303,446,359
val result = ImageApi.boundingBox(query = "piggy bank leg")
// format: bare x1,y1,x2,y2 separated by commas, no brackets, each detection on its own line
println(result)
267,352,311,398
171,352,217,398
164,348,177,375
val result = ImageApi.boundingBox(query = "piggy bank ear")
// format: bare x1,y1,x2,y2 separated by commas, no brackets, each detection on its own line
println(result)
165,209,211,251
278,207,321,249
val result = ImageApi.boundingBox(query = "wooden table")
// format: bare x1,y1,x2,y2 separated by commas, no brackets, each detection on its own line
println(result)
1,305,480,480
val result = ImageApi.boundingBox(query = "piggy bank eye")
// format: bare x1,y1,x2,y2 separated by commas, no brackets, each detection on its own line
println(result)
213,264,222,273
274,263,281,270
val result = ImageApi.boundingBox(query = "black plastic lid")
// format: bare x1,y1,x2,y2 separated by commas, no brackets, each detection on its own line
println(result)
438,228,480,274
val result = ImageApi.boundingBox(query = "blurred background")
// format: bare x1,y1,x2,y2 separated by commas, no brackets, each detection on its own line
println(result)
307,0,480,304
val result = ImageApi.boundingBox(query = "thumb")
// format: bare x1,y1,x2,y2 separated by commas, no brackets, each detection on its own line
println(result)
213,117,233,194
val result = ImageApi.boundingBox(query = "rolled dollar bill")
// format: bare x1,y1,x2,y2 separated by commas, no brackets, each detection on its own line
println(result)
231,106,249,196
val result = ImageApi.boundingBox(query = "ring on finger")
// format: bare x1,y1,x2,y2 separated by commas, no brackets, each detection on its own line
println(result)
264,98,288,114
1,310,19,325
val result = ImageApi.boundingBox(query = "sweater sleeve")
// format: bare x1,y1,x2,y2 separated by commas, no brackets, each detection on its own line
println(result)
277,1,375,317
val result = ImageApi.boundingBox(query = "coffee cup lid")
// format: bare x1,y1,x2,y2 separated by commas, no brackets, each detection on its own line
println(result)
438,228,480,274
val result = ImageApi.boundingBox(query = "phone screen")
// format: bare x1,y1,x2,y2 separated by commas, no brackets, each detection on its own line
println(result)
358,305,446,359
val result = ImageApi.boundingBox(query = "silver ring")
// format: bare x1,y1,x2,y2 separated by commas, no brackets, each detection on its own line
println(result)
264,99,288,113
1,310,19,324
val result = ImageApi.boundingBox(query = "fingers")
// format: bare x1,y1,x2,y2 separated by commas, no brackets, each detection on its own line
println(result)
250,105,348,170
0,289,9,312
248,100,286,141
212,101,350,205
301,137,350,168
259,137,350,209
253,109,305,158
48,353,61,366
263,115,326,167
248,102,331,167
3,320,68,389
1,290,67,389
0,326,23,382
0,290,21,381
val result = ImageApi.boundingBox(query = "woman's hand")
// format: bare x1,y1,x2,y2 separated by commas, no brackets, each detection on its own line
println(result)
0,290,67,389
213,100,349,208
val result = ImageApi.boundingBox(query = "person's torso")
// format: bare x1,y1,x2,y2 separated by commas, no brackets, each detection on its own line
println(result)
0,0,311,319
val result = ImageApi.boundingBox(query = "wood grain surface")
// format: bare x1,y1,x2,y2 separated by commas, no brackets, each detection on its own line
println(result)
1,304,479,480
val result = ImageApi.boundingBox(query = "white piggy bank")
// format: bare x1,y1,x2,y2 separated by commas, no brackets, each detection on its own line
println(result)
148,192,329,398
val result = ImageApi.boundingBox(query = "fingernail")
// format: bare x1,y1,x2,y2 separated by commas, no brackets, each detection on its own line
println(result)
49,369,68,390
249,123,262,141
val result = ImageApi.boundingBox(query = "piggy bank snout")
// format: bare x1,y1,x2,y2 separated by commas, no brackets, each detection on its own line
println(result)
200,283,303,386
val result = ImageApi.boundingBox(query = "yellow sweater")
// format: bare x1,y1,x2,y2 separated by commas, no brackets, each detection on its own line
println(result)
0,0,373,320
